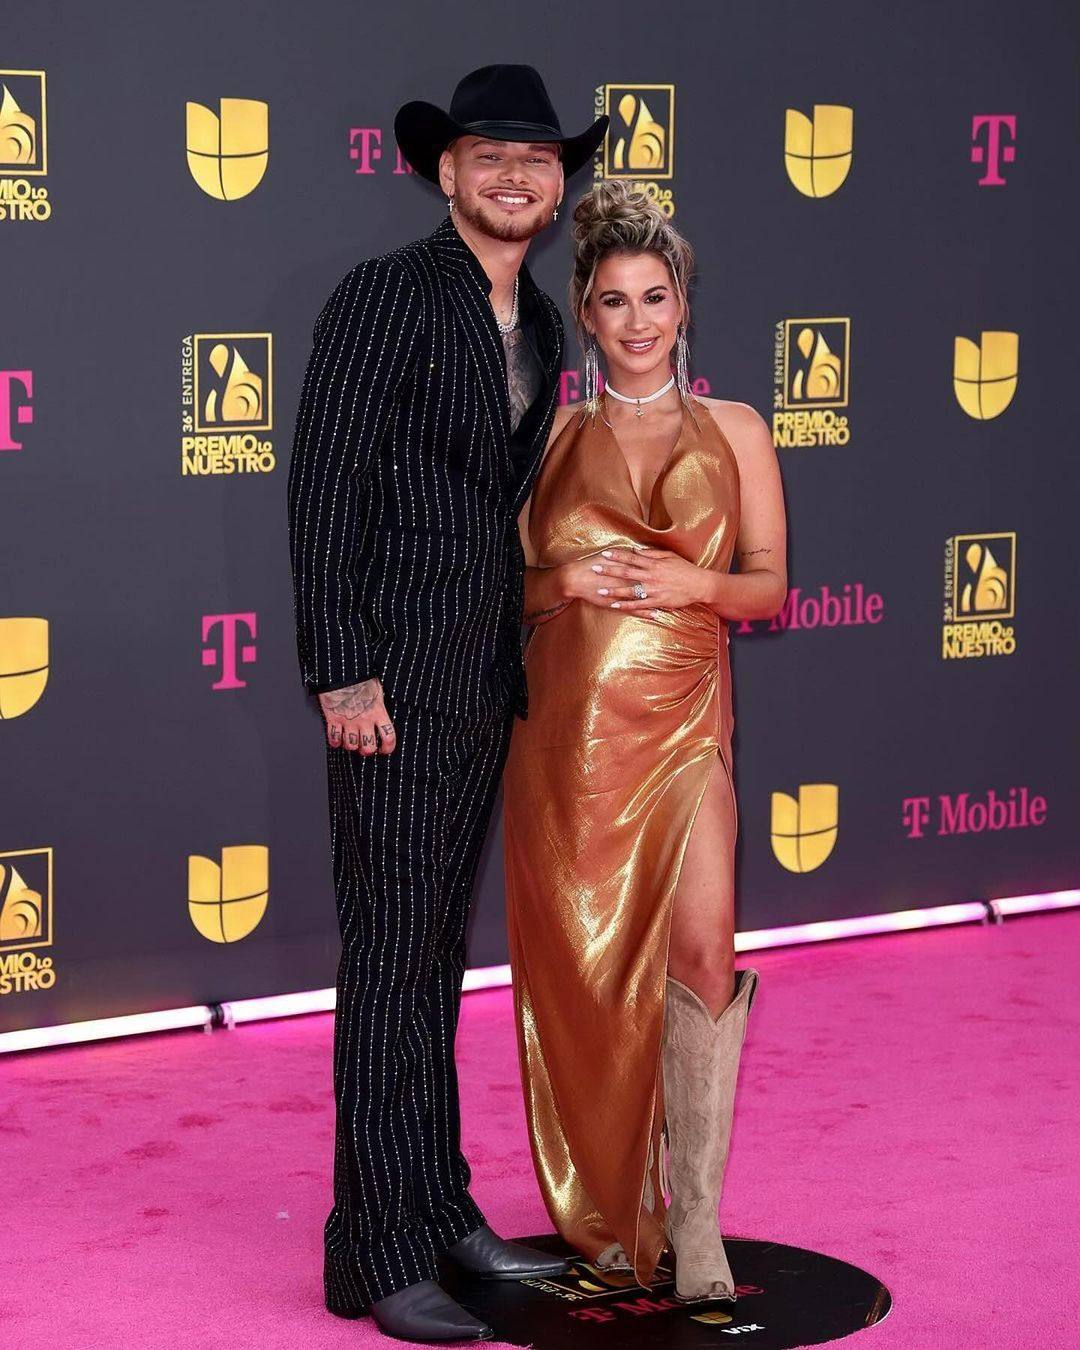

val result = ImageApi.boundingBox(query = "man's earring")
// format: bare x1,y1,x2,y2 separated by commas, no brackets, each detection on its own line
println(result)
447,194,455,213
554,203,560,221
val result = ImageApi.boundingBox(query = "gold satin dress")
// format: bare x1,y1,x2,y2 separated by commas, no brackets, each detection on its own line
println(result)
503,396,741,1286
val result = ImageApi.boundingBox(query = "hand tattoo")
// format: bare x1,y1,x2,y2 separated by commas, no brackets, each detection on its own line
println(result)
320,678,381,718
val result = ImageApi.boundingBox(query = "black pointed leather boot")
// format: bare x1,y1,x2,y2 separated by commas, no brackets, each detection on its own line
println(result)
446,1224,569,1281
370,1280,492,1342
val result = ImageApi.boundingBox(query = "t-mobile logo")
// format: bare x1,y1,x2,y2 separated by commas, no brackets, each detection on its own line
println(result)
348,128,414,175
0,371,34,451
201,612,257,690
971,115,1016,186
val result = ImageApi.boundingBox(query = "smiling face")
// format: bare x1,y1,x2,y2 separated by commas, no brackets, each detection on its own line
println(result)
439,136,564,242
583,250,685,386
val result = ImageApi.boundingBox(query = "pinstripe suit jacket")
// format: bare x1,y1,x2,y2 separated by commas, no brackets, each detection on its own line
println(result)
288,217,563,718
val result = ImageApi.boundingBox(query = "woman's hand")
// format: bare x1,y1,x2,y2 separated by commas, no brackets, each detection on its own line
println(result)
589,546,715,612
554,555,647,609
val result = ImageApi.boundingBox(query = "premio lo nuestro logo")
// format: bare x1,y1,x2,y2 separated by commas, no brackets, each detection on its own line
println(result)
953,331,1018,419
0,847,54,996
773,318,851,448
0,617,48,719
186,98,269,200
784,105,853,197
180,333,274,475
0,72,51,222
942,532,1016,660
188,845,268,943
595,83,675,216
770,785,839,873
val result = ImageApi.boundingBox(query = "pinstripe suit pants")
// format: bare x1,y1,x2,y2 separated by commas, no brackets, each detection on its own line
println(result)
322,699,514,1311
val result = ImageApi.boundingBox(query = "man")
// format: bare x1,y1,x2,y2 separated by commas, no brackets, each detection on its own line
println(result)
287,66,608,1342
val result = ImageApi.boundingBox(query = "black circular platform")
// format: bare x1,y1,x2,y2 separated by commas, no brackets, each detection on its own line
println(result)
439,1234,891,1349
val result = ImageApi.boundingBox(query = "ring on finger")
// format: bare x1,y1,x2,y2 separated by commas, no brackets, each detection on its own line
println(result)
633,582,648,600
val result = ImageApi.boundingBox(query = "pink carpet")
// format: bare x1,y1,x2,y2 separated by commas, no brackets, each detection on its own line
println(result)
3,911,1078,1349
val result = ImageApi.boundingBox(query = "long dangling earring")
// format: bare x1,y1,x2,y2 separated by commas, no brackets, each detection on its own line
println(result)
447,194,455,213
584,336,601,415
675,323,692,404
554,203,560,221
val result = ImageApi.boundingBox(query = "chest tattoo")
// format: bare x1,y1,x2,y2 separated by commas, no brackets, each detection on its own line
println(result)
502,326,542,434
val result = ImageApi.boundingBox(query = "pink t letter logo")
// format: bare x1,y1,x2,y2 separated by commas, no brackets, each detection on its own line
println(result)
970,115,1016,186
202,613,258,690
349,128,383,174
0,371,34,451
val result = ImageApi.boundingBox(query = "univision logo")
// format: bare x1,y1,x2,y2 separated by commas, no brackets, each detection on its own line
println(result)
770,785,839,873
188,845,268,943
186,98,268,200
0,617,48,718
784,105,853,197
953,331,1018,419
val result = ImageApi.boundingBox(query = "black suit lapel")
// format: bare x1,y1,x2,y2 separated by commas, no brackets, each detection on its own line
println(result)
428,219,562,507
509,267,563,513
429,218,510,457
444,272,511,453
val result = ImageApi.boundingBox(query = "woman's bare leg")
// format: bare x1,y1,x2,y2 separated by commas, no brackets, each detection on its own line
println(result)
667,759,737,1017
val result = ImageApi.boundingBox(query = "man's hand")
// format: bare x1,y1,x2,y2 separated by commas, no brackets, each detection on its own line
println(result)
318,678,397,756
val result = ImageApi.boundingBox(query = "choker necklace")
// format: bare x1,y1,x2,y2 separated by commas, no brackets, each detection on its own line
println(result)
605,375,676,417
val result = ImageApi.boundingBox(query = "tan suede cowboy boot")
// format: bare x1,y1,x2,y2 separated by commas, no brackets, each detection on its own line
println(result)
662,969,759,1302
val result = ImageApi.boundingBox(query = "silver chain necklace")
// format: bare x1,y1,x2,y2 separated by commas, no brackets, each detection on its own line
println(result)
493,275,520,335
605,374,676,417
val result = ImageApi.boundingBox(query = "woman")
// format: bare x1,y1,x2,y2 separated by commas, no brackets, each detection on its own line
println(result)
503,182,787,1303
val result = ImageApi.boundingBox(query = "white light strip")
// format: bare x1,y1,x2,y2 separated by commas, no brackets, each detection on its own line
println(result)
0,1004,211,1055
990,888,1080,917
734,901,990,951
223,987,335,1024
219,964,517,1027
463,963,513,992
2,892,1076,1053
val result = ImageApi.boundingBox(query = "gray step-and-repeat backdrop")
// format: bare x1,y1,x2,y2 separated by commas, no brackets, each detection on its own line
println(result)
3,2,1078,1032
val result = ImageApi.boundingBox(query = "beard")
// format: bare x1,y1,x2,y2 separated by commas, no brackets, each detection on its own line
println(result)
455,191,555,243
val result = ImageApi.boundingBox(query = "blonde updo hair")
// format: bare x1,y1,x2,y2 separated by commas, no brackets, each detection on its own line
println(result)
569,181,694,337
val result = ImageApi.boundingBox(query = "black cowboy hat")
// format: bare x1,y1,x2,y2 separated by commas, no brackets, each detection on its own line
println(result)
395,64,609,185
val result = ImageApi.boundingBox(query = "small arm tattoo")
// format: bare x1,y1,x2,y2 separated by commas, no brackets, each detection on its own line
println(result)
525,600,570,624
739,546,774,559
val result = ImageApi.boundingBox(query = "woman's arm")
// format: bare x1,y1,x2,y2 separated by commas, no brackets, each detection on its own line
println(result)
584,401,788,621
701,401,787,621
